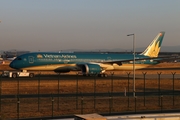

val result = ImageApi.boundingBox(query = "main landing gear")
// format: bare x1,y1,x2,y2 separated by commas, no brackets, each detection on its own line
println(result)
97,73,108,77
82,73,108,77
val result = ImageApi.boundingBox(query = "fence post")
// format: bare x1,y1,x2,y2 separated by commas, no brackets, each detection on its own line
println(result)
171,72,176,106
81,94,83,114
109,91,112,114
57,73,60,111
38,72,41,111
126,72,131,108
51,93,54,118
134,96,137,114
157,72,162,106
161,95,163,113
17,76,19,96
94,73,96,109
17,95,20,120
17,76,20,119
124,87,126,96
142,72,147,106
76,72,79,109
111,72,114,93
110,72,114,108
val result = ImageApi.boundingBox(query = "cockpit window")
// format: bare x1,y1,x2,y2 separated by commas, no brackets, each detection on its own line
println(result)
17,58,22,60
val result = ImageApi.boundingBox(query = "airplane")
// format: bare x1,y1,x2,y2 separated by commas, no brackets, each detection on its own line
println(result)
9,32,165,77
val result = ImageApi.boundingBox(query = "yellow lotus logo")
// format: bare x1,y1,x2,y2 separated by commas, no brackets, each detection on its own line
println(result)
37,54,43,59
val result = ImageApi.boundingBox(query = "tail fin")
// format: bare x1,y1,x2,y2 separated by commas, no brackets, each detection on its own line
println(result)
140,31,165,57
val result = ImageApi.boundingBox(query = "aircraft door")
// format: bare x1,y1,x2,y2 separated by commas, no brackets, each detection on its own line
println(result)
28,56,34,63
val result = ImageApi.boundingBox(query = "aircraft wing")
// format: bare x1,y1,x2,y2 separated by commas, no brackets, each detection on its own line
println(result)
102,56,179,65
55,56,177,74
153,56,180,63
102,57,164,65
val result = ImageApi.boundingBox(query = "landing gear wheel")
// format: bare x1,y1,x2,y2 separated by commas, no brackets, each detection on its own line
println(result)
12,73,17,78
97,73,108,77
97,74,102,77
29,73,34,78
83,74,87,76
103,74,108,77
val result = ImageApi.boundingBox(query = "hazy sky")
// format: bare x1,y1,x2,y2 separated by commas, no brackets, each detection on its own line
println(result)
0,0,180,52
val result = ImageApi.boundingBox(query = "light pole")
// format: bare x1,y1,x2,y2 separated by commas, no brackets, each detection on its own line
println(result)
127,33,135,97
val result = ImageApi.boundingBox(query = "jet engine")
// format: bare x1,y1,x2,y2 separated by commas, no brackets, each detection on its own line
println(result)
81,64,102,75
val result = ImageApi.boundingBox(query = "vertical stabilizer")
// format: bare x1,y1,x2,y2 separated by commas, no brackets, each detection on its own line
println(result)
140,32,165,57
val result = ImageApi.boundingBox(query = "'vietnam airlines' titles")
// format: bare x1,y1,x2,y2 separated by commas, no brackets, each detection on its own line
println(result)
43,54,77,59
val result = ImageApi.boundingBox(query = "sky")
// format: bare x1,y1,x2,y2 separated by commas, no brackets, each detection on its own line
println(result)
0,0,180,52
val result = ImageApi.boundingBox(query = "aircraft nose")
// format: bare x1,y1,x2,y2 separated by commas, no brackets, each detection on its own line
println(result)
9,61,16,69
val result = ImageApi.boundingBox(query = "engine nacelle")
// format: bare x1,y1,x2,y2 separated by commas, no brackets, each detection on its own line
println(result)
81,64,102,75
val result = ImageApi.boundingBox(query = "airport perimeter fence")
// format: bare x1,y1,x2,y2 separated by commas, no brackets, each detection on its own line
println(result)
0,72,180,119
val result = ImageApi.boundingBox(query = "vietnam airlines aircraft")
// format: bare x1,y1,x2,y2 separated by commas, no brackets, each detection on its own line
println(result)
9,32,165,77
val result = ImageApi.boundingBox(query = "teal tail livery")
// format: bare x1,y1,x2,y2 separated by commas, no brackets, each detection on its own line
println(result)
9,32,165,77
140,32,165,57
